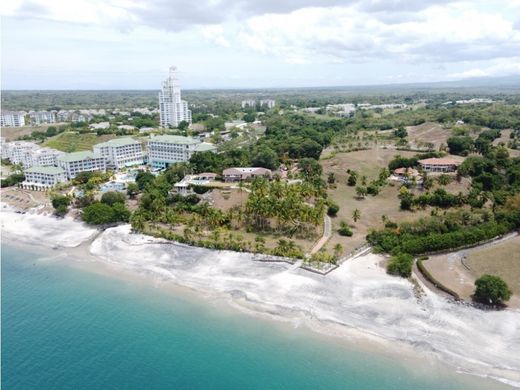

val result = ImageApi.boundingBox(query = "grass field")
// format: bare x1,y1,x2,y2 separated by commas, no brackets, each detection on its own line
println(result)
406,122,453,150
2,123,68,141
466,236,520,295
321,148,429,255
44,132,115,152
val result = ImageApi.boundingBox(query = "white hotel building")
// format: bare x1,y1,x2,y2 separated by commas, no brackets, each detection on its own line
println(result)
93,137,144,169
3,141,40,165
58,151,107,179
148,135,216,169
25,147,64,168
159,66,192,128
21,166,67,191
1,111,26,127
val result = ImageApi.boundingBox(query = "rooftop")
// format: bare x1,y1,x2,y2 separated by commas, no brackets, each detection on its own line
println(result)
418,157,461,166
24,166,65,175
194,142,217,152
94,137,140,148
58,151,103,162
149,135,200,145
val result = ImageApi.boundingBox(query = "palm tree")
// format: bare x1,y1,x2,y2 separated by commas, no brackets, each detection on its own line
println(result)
333,243,343,258
352,208,361,223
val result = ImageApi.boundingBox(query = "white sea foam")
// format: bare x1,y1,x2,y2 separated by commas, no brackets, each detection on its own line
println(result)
89,225,520,387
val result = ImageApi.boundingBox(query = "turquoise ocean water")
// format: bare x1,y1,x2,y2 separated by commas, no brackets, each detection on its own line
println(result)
2,244,502,389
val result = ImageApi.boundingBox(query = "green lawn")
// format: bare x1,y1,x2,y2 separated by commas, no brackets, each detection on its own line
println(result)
44,132,116,152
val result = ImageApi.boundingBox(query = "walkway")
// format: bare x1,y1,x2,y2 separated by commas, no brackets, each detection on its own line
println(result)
310,215,332,255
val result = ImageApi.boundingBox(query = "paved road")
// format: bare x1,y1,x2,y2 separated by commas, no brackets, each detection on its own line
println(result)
310,214,332,254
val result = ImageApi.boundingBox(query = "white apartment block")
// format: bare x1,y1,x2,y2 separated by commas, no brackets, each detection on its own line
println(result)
159,66,192,128
93,137,144,169
21,166,67,191
241,100,256,108
29,111,56,125
1,111,26,127
148,135,216,169
25,147,64,168
4,141,40,165
260,99,276,109
58,151,107,179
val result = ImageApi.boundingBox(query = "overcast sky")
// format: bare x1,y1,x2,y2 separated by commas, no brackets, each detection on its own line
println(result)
2,0,520,89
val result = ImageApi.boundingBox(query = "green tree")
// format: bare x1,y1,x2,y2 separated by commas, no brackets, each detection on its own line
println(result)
81,202,115,225
51,195,71,216
177,120,189,132
101,191,126,206
355,186,367,199
135,171,155,190
127,182,139,199
474,275,512,305
243,112,256,123
251,145,279,170
394,126,408,139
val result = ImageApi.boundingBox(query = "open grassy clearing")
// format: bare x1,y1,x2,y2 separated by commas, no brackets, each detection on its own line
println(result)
1,123,68,141
406,122,452,150
321,148,427,254
466,236,520,295
43,132,116,152
321,148,469,255
422,236,520,308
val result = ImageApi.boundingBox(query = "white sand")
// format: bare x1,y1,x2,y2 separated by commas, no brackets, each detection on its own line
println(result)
3,208,520,388
1,203,98,248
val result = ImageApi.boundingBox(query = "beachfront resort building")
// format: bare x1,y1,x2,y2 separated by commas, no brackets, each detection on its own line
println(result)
147,135,217,169
222,167,272,182
3,141,40,165
418,157,461,173
21,166,67,190
1,111,26,127
159,66,192,128
93,137,143,169
24,147,64,168
57,151,107,179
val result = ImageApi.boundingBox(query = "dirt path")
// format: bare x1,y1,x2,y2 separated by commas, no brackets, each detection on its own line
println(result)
310,215,331,254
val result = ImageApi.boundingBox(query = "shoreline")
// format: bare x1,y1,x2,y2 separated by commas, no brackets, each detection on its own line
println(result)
2,205,520,388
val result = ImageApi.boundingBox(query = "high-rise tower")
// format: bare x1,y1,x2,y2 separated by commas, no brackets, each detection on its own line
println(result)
159,66,192,128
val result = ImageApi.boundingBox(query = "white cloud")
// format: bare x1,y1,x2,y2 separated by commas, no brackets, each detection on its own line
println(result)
447,58,520,79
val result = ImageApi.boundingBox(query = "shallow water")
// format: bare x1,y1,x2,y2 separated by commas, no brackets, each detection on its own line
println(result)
2,244,510,389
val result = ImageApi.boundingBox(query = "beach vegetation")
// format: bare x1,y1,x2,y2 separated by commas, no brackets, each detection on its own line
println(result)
473,275,512,306
387,253,414,277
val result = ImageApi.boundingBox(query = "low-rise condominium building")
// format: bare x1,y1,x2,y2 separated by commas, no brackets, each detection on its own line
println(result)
21,166,67,190
147,135,216,169
58,151,107,179
93,137,144,169
1,111,26,127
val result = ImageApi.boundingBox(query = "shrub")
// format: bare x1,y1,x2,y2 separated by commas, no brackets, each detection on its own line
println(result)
51,195,71,215
327,202,340,216
387,253,414,277
474,275,512,305
338,221,353,236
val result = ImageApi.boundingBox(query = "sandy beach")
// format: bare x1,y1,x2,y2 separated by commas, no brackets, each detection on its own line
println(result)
2,204,520,388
